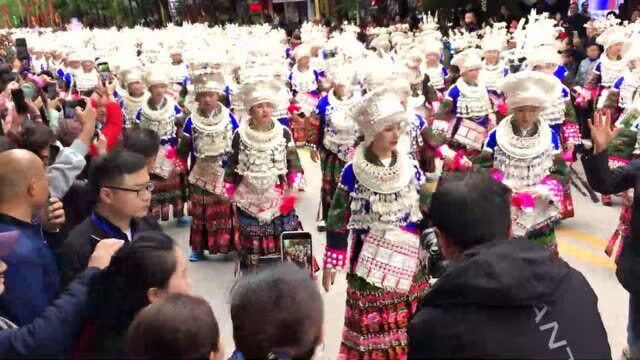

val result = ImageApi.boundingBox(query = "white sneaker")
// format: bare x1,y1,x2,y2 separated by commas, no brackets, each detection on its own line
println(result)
317,220,326,232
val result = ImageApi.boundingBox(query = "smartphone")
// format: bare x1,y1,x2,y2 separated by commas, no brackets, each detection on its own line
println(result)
14,38,29,61
96,62,110,73
62,98,87,119
11,88,28,114
97,62,111,84
280,231,314,272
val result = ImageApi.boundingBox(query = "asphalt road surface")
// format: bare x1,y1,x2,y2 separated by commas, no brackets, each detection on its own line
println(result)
163,148,628,359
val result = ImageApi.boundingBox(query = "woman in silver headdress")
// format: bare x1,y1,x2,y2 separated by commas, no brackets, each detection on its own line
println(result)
135,66,186,222
322,88,431,360
224,80,305,272
477,71,570,255
181,70,238,262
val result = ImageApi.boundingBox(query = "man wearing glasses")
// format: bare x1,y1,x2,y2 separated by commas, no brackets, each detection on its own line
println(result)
57,149,161,286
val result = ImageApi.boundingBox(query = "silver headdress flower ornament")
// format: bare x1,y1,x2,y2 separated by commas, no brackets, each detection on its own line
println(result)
351,87,408,146
499,70,561,109
420,11,439,32
593,14,622,34
144,65,170,88
447,28,481,54
238,79,281,110
481,22,508,52
596,26,628,51
189,65,226,95
451,48,483,74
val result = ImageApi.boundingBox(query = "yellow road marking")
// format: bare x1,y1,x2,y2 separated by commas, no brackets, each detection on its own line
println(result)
557,242,615,270
557,228,607,248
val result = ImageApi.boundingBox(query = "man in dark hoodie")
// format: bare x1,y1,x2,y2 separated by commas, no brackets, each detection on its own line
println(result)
408,172,611,359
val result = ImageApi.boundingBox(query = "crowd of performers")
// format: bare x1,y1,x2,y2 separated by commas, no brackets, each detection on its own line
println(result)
15,10,640,359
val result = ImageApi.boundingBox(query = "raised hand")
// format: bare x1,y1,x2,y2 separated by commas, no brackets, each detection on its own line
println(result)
588,109,619,154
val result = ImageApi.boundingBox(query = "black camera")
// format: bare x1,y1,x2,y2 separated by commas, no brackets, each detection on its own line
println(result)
421,227,448,279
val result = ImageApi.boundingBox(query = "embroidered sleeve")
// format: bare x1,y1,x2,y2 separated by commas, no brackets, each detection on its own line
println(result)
555,65,567,82
550,152,570,187
614,77,624,90
230,113,239,130
223,86,232,109
602,89,620,109
434,98,454,121
418,179,437,216
284,128,304,188
421,123,448,152
563,100,577,124
224,132,241,186
177,118,192,159
584,63,602,90
306,111,323,147
474,149,495,171
325,183,351,269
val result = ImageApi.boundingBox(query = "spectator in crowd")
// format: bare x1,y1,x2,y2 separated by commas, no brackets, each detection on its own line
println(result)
631,10,640,23
566,2,590,38
0,233,123,358
127,294,224,360
88,82,123,156
493,4,517,25
407,172,611,359
0,149,66,326
58,149,160,285
15,102,96,198
575,41,602,87
230,263,323,360
562,48,580,86
531,0,552,15
581,1,591,17
463,11,480,33
122,127,161,172
76,231,191,357
60,127,160,237
582,111,640,360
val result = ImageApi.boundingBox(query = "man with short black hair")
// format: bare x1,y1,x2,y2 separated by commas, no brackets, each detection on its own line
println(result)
58,149,161,286
122,127,161,171
407,172,611,359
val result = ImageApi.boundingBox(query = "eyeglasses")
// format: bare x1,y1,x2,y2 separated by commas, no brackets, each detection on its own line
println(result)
104,182,155,197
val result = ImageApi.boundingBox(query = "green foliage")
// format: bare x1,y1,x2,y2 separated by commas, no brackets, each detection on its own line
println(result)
0,0,244,27
335,0,358,18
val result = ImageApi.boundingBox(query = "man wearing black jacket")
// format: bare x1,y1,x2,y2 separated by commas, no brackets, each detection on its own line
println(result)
58,149,161,286
582,110,640,359
0,230,123,358
408,173,611,359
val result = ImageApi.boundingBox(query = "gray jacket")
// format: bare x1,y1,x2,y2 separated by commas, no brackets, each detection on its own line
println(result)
575,58,598,88
47,139,88,199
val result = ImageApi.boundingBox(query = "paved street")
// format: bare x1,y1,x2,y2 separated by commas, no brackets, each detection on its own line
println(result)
163,148,628,359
